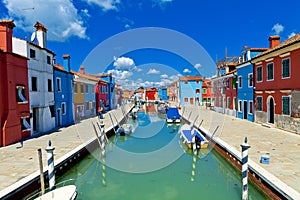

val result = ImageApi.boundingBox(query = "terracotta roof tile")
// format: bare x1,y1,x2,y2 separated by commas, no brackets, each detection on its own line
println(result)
179,76,202,81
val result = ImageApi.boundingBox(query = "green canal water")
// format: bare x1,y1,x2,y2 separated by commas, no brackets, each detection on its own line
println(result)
58,105,267,200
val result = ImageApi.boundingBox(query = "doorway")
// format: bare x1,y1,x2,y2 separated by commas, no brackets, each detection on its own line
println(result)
268,96,275,124
243,101,248,119
32,108,38,132
57,109,61,127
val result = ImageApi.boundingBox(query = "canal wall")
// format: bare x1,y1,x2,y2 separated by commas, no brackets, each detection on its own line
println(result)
0,103,134,200
180,105,300,200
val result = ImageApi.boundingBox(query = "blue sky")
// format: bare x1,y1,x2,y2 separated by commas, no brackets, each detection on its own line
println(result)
1,0,299,89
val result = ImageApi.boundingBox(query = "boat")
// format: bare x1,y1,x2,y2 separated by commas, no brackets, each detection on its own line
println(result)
34,185,77,200
166,107,181,123
180,124,209,149
116,124,133,136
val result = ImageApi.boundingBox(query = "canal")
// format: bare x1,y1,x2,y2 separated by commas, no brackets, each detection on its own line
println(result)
58,104,267,199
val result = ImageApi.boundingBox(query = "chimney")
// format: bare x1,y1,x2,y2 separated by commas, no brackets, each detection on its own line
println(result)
62,54,71,72
269,36,280,48
34,21,47,48
0,20,15,52
80,66,85,74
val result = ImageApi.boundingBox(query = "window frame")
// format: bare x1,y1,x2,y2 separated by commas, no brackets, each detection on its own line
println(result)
48,79,52,92
248,73,253,87
282,58,290,79
16,85,28,104
31,76,38,92
257,96,263,111
56,78,61,92
282,96,291,116
249,101,253,114
266,62,274,81
238,76,242,88
30,48,36,59
256,66,263,82
238,100,242,112
61,102,66,115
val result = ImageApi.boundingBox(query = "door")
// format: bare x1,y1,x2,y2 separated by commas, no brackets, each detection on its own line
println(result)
33,108,38,132
190,98,194,105
57,109,61,127
268,97,275,124
243,101,248,119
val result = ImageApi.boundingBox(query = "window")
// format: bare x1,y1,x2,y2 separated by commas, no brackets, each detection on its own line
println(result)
227,97,230,109
282,96,290,115
184,81,188,84
80,84,84,93
238,76,242,88
248,73,253,87
74,83,78,93
85,102,89,110
85,85,89,93
89,102,93,110
20,117,30,132
256,66,262,82
16,86,27,103
30,49,36,59
48,79,52,92
257,96,262,111
196,81,199,84
233,97,237,110
249,101,253,114
47,56,51,64
32,76,37,91
196,89,200,94
56,78,61,92
267,63,274,80
202,88,207,94
62,103,66,115
184,98,188,102
282,58,290,78
232,77,237,89
238,100,242,112
49,105,55,118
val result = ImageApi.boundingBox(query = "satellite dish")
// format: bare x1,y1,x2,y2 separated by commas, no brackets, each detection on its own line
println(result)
30,31,36,42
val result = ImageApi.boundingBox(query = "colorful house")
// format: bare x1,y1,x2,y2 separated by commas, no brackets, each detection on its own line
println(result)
158,87,168,101
179,76,202,105
0,20,30,146
168,80,179,103
13,22,55,135
202,79,214,106
53,54,74,127
95,73,115,110
95,79,109,115
145,88,158,101
251,34,300,133
212,56,239,116
236,46,267,122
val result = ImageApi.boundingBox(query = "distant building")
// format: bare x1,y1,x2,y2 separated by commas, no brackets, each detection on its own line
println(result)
95,79,109,115
179,76,202,105
145,88,157,101
13,22,56,135
122,89,132,103
236,46,267,122
251,34,300,133
168,80,179,103
158,87,168,101
95,73,115,110
114,83,122,107
212,56,239,116
202,79,214,106
0,20,30,146
53,54,74,127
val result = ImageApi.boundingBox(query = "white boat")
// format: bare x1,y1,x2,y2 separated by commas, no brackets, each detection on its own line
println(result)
180,124,209,149
34,185,77,200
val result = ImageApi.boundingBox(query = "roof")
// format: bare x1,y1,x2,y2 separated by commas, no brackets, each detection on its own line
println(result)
179,76,202,81
0,20,15,29
53,64,66,72
34,21,48,32
71,70,99,82
254,33,300,59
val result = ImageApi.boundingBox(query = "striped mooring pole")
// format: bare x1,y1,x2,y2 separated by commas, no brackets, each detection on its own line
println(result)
45,140,55,191
100,122,106,187
191,132,197,181
241,137,251,200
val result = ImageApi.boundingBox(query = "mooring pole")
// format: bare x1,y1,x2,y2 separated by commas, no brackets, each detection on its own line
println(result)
100,122,106,187
241,137,251,200
191,132,197,181
37,148,45,195
45,140,55,191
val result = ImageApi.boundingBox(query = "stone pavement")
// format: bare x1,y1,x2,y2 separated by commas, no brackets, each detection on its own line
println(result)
180,105,300,196
0,104,133,193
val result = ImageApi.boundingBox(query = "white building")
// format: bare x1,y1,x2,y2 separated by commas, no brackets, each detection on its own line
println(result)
12,22,55,135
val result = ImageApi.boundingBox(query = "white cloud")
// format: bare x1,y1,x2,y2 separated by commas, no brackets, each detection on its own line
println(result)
86,0,121,11
183,68,191,73
3,0,87,42
288,32,296,38
107,69,133,80
152,0,173,9
160,74,168,79
147,68,160,75
113,56,135,70
194,63,202,69
272,23,284,35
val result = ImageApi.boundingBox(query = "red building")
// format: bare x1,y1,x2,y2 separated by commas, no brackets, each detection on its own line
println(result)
145,88,157,101
202,79,214,106
0,20,30,146
252,35,300,133
95,79,108,114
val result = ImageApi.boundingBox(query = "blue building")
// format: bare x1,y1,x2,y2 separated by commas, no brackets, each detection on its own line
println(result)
179,76,202,105
158,88,168,101
53,54,74,127
95,73,115,110
236,47,267,122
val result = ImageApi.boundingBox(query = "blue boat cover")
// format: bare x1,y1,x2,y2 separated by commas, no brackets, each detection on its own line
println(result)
166,108,181,119
193,129,205,141
181,129,192,142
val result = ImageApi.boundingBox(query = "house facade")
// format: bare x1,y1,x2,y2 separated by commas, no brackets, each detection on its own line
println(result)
53,54,74,127
251,35,300,133
13,22,55,135
179,76,202,105
145,88,158,101
95,79,109,115
0,20,30,146
168,80,179,103
158,88,168,101
202,79,214,106
95,73,114,110
236,47,267,122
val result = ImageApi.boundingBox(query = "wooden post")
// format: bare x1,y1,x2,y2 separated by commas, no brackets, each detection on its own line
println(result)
37,148,45,195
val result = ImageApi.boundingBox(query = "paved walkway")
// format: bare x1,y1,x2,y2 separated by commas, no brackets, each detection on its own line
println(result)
0,104,132,193
180,105,300,196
